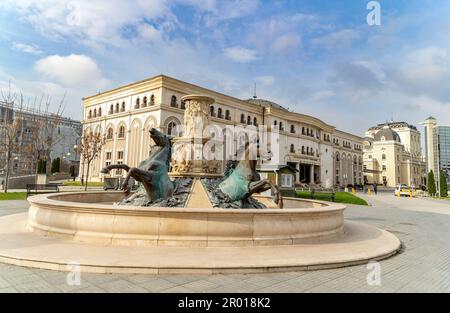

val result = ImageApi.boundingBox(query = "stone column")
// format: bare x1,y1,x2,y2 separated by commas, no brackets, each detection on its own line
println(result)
170,95,223,178
310,164,314,184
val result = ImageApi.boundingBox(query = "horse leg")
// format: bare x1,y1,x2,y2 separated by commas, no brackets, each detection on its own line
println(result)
100,164,131,174
248,179,283,208
121,167,153,197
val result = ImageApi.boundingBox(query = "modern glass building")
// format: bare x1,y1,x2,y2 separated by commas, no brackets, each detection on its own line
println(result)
434,126,450,187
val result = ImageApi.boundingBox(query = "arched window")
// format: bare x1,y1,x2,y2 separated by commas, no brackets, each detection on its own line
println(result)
115,103,119,113
135,98,140,109
290,144,295,153
109,105,113,114
150,95,155,106
218,108,223,118
253,117,258,126
118,126,125,139
210,106,215,117
240,114,245,123
247,116,251,125
121,102,125,112
143,96,147,107
274,120,278,126
106,128,114,140
88,110,92,119
180,100,185,109
94,109,98,118
279,122,284,131
98,108,102,116
302,146,305,154
306,147,310,155
311,130,314,137
167,121,177,136
290,125,295,134
225,110,230,120
336,153,340,161
302,127,305,135
171,95,177,108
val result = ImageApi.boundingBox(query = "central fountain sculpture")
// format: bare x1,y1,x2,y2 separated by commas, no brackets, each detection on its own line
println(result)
0,94,401,275
101,94,283,209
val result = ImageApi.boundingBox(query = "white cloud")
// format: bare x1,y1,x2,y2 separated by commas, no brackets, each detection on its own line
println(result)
12,42,43,55
35,54,109,88
312,29,360,49
256,76,275,86
223,46,260,63
5,0,171,46
272,33,301,54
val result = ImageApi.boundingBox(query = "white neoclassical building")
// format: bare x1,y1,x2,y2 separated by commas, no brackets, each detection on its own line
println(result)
363,122,426,187
81,75,363,188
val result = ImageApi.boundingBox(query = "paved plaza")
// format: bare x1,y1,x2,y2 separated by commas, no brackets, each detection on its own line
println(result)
0,195,449,293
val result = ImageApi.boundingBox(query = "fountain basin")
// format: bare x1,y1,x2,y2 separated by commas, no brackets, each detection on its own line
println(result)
27,192,345,247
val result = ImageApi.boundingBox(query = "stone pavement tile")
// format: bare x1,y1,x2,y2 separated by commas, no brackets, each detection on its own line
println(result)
3,273,47,286
0,287,18,293
241,274,293,288
98,279,148,293
0,277,11,289
215,281,261,293
138,278,178,292
81,273,123,285
125,275,166,285
71,285,107,293
55,281,94,292
319,274,368,292
14,280,58,293
161,286,196,293
163,275,205,285
203,274,247,286
305,285,342,293
180,279,220,292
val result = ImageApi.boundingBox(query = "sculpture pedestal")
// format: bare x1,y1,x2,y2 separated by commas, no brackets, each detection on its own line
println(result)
170,94,223,178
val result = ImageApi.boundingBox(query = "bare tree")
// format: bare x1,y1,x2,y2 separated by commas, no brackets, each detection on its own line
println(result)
0,83,25,192
26,94,66,183
76,130,105,191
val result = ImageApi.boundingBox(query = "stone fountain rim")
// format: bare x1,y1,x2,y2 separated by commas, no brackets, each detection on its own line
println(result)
27,192,346,215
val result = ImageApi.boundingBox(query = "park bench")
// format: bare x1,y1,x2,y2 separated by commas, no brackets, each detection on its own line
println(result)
26,183,60,197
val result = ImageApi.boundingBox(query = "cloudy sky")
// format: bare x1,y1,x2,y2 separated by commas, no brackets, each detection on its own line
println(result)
1,0,449,135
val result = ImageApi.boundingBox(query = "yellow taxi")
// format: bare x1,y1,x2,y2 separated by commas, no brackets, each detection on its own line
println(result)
394,185,414,197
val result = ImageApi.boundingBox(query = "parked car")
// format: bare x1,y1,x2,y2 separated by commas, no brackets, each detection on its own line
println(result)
394,185,413,197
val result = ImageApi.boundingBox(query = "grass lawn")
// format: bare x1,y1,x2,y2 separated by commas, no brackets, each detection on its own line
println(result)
295,191,368,205
0,192,27,200
62,180,104,187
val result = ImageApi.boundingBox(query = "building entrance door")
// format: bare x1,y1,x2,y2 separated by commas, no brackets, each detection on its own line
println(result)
299,164,311,184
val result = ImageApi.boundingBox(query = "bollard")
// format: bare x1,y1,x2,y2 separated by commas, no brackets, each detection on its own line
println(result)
368,188,371,196
410,190,413,198
352,188,356,194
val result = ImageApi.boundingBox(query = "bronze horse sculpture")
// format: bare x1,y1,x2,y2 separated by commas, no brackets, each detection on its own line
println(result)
217,140,283,209
101,128,174,203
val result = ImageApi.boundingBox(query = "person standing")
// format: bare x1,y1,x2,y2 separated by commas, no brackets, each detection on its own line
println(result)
373,183,378,195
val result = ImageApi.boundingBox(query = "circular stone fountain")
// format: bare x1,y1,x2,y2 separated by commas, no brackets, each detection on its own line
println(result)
0,95,401,274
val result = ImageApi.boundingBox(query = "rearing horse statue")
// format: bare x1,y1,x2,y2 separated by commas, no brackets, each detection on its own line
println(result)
218,141,283,208
101,128,174,202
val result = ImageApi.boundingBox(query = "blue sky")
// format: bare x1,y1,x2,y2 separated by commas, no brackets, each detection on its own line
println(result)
1,0,450,135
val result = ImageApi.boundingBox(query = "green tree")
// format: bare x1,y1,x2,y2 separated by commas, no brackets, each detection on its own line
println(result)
51,158,61,173
440,170,448,198
427,170,436,196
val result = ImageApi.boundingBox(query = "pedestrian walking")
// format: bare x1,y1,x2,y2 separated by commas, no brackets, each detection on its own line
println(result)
373,183,378,195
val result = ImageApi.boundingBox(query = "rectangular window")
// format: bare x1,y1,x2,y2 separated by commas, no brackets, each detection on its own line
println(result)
117,151,124,160
280,174,293,188
382,165,386,171
382,154,386,161
106,152,112,160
